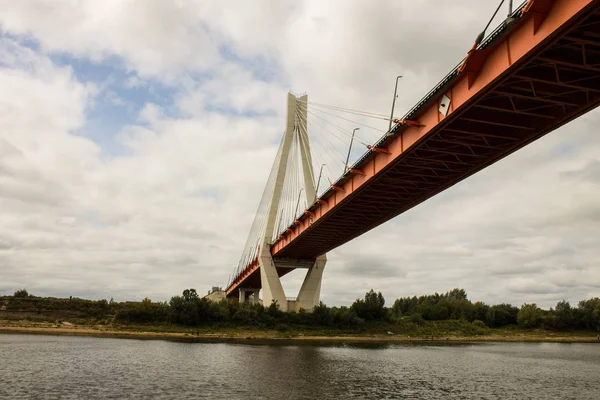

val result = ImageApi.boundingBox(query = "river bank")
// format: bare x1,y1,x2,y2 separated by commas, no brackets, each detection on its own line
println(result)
1,320,597,344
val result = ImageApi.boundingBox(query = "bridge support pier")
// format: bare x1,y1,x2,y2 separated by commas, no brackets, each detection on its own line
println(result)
259,245,287,310
239,288,260,305
295,255,327,311
259,245,327,312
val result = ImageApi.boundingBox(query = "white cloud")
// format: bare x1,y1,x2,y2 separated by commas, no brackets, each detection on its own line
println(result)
0,0,220,79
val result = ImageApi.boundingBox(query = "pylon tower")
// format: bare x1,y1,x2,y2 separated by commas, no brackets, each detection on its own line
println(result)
258,93,327,312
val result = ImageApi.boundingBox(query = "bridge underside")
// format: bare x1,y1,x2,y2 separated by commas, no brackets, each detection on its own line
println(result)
226,257,315,299
273,0,600,259
227,0,600,301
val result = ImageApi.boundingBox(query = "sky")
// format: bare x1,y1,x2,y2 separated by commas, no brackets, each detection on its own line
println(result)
1,0,599,308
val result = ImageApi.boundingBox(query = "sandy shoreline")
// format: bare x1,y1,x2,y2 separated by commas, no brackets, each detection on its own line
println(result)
1,325,598,344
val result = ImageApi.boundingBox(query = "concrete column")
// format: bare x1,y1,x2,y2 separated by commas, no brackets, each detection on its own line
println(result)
258,251,327,312
238,288,261,305
296,94,316,204
263,93,297,244
259,245,288,311
257,93,302,312
295,255,327,311
256,92,325,313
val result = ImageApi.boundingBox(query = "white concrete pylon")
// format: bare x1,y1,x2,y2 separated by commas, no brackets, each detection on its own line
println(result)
294,255,327,312
263,93,298,244
258,92,327,312
296,94,316,204
259,244,287,309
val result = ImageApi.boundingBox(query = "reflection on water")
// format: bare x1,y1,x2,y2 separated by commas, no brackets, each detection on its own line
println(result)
1,334,599,399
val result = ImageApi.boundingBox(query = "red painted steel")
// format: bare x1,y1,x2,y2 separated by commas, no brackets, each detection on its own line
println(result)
227,0,600,297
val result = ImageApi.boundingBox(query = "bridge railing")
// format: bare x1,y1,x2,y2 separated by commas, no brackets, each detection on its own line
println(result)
370,1,529,154
299,1,530,227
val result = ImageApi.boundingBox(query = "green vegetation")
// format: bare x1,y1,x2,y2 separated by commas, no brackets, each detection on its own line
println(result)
390,290,600,331
1,288,599,337
2,293,112,323
13,289,30,298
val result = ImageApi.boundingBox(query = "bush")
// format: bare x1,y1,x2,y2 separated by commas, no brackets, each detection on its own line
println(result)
8,286,599,334
312,302,333,326
472,320,487,328
410,313,425,325
5,296,111,319
429,304,450,320
275,323,289,332
115,298,170,324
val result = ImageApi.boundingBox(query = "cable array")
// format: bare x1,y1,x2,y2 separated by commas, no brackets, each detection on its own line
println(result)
229,1,530,289
229,95,396,288
300,99,390,198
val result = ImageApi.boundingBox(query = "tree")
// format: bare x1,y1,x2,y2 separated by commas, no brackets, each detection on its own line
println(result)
429,302,450,321
182,289,199,302
352,289,386,320
445,288,468,301
486,303,518,327
392,296,418,317
549,300,575,329
13,289,29,298
115,298,169,324
267,299,281,317
169,289,202,326
180,301,200,326
312,302,333,326
517,303,543,328
577,298,600,330
472,302,489,323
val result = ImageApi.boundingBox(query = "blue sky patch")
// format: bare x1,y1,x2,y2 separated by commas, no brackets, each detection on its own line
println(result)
48,52,179,155
219,43,286,84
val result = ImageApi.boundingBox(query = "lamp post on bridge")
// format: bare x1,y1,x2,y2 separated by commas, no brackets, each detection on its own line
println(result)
345,128,360,173
506,0,515,23
389,75,403,132
294,188,304,221
314,164,325,203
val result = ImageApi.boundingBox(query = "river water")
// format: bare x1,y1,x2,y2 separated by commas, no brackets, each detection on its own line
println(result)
0,334,599,399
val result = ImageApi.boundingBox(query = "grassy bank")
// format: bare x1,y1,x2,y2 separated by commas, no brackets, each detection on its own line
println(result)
1,318,597,344
2,288,599,345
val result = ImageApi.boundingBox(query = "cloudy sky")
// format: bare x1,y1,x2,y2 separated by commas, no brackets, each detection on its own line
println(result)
1,0,599,308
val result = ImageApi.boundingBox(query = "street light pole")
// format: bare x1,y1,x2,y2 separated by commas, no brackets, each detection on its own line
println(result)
389,75,403,132
294,188,304,220
314,164,325,203
345,128,360,172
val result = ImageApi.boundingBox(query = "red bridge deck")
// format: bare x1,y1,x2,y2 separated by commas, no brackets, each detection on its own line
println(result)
272,0,600,258
227,0,600,296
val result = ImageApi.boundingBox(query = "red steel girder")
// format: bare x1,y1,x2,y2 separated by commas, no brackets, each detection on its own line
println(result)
269,0,600,260
228,0,600,294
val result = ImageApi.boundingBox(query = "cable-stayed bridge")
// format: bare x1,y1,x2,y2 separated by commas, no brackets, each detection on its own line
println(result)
226,0,600,311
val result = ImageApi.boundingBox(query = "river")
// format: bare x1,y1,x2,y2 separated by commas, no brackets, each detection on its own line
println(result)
0,334,599,399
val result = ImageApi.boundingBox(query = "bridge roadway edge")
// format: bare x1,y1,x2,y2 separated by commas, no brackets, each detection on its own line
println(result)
226,0,600,298
270,0,600,259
